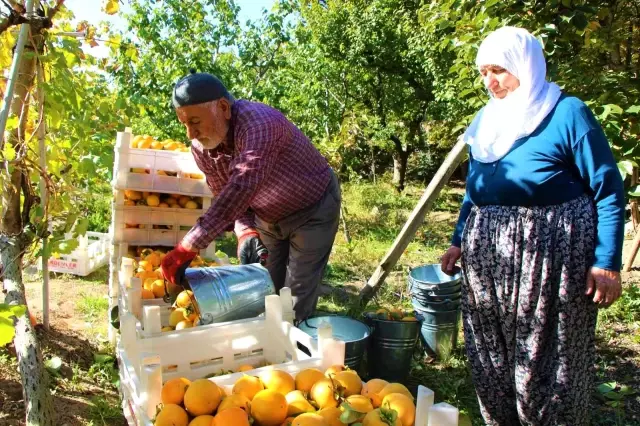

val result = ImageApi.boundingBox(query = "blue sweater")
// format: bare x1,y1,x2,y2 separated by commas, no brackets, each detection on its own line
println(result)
452,95,625,271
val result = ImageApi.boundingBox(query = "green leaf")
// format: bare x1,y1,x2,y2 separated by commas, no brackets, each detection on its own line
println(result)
340,402,365,424
617,160,636,180
0,316,16,346
3,142,16,161
628,185,640,198
597,382,617,394
93,353,114,364
10,305,26,318
626,105,640,114
72,218,90,238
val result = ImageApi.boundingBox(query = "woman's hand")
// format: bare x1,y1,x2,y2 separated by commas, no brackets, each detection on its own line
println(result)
441,245,462,274
586,267,622,308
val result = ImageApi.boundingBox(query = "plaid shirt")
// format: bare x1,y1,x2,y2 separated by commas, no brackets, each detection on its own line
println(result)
183,100,331,250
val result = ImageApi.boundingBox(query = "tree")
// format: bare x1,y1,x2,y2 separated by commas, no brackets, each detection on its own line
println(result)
0,1,129,423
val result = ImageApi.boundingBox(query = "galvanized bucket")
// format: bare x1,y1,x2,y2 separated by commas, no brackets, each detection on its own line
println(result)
297,316,370,371
411,295,461,311
408,264,462,292
185,263,275,325
364,313,422,382
414,306,461,360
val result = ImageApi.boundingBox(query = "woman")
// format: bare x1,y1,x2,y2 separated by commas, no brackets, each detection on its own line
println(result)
440,27,625,425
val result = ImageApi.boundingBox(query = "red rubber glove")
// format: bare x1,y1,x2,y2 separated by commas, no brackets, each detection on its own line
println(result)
161,242,197,286
237,229,268,265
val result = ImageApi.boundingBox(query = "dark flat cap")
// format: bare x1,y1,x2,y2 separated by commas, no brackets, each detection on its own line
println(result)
172,71,230,108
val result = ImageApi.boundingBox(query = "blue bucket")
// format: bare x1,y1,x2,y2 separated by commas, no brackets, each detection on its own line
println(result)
298,316,371,371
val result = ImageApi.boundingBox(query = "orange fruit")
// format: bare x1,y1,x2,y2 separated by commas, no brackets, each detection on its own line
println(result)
175,320,193,330
185,200,199,209
217,393,250,413
324,365,345,378
161,377,191,405
378,383,413,401
361,378,388,408
155,403,189,426
259,370,296,396
309,378,339,409
141,288,155,299
344,394,373,422
251,389,288,426
362,407,402,426
176,290,194,308
183,379,222,416
188,415,214,426
152,280,166,298
334,370,362,396
380,393,415,426
236,364,254,373
213,407,250,426
146,194,160,207
290,413,328,426
285,390,316,416
232,375,264,400
295,368,325,393
317,407,343,426
169,308,187,327
178,195,191,207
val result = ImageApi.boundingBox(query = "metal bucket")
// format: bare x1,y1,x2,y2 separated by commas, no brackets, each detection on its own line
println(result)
364,314,421,382
185,263,275,325
414,306,461,360
408,264,462,292
411,295,461,311
298,316,370,371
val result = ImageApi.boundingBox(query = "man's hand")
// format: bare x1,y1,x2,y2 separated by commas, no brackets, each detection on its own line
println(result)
237,229,268,265
440,245,462,275
586,267,622,308
161,242,197,286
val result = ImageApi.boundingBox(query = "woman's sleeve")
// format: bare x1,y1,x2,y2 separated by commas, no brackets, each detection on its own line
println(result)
451,189,473,248
573,127,626,271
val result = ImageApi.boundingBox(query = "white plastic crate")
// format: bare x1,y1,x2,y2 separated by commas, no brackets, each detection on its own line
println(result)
119,313,441,426
111,191,212,247
112,129,212,197
118,294,322,424
40,232,110,276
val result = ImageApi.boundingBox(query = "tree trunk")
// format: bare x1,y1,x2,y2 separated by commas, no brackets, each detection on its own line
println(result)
0,20,54,425
392,152,409,192
1,236,55,426
390,135,410,192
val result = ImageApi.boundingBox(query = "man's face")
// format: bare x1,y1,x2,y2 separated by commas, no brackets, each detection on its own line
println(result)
176,99,232,149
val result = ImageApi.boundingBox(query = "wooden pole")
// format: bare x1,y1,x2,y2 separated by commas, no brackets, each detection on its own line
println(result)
359,137,467,304
624,226,640,272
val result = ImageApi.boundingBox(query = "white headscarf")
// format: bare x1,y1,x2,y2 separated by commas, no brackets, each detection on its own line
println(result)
462,26,562,163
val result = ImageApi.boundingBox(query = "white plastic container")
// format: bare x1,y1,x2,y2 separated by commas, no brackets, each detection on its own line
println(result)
118,294,324,424
112,129,212,197
40,232,110,276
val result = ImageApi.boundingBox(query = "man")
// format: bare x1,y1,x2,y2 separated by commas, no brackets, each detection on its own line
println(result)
161,71,341,321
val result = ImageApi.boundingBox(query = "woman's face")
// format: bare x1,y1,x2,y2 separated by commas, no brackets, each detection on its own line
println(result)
480,65,520,99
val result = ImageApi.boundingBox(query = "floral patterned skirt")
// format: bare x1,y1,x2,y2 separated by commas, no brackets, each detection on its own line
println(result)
461,195,598,426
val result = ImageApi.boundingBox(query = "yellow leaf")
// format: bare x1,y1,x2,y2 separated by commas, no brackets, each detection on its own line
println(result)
104,0,119,15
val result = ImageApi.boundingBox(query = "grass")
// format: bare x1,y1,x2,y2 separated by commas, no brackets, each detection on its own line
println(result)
77,294,110,322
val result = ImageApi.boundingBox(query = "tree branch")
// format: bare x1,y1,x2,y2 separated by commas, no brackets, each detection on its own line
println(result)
46,0,64,20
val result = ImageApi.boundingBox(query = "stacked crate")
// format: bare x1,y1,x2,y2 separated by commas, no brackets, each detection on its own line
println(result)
107,128,216,344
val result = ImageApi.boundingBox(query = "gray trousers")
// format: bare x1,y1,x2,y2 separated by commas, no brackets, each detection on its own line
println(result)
255,171,341,321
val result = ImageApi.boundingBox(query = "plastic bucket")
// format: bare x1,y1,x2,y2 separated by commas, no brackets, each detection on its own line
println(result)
185,263,276,325
414,306,461,360
298,316,370,371
364,314,421,382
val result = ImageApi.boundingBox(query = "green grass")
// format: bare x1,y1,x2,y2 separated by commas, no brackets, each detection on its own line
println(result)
77,294,110,322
